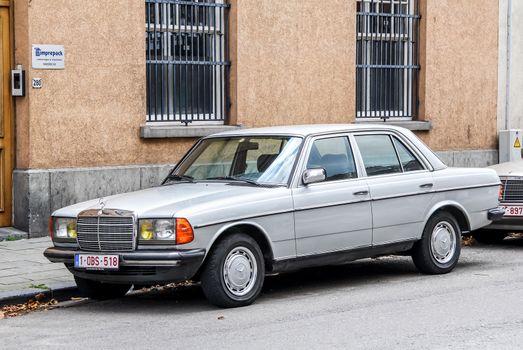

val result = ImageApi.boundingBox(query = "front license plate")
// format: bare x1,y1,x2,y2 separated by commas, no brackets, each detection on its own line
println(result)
502,205,523,217
74,254,119,270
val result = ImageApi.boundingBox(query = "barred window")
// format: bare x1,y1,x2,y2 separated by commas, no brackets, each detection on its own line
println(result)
356,0,420,120
146,0,229,124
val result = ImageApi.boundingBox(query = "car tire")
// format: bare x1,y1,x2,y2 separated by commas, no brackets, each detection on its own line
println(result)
412,211,461,274
200,234,265,308
74,276,131,300
472,229,508,244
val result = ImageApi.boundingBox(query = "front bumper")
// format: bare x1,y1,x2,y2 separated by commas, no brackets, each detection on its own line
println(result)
485,216,523,232
487,207,506,221
44,247,206,284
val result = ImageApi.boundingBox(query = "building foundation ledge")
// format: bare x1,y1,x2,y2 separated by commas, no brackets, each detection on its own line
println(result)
13,164,175,238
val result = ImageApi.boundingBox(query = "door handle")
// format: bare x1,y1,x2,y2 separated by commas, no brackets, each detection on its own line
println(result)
353,190,369,196
420,183,434,189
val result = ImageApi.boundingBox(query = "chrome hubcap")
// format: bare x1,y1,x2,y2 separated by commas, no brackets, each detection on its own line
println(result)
223,246,257,297
430,221,456,264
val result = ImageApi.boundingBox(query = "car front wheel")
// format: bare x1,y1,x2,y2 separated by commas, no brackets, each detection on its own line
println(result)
74,276,131,300
412,211,461,274
200,234,265,308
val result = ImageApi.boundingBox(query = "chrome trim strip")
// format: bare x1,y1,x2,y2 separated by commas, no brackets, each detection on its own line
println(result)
370,183,500,202
293,243,377,259
195,184,500,229
120,260,181,267
273,239,418,262
193,209,295,229
294,198,371,212
97,216,101,251
78,209,135,217
499,176,522,181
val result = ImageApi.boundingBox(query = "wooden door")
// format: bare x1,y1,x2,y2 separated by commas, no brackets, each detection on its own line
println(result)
0,2,12,227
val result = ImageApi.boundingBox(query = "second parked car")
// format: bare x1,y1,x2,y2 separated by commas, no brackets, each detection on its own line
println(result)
44,124,503,307
474,160,523,243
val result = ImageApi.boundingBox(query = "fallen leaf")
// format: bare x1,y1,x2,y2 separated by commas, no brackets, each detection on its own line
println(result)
1,295,61,318
462,236,475,247
0,312,4,319
35,293,46,301
217,316,225,320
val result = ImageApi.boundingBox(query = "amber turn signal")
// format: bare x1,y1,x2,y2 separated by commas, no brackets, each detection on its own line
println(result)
176,218,194,244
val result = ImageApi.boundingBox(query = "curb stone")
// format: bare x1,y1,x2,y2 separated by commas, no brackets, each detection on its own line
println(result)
0,227,28,242
0,282,78,307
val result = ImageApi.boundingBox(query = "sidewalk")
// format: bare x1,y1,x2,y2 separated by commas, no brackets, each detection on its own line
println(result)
0,236,75,302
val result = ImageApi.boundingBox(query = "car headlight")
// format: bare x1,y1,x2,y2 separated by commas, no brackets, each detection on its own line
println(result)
51,217,77,242
139,218,193,245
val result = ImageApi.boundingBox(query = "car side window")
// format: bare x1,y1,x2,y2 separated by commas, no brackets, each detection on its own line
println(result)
306,137,357,181
392,137,425,172
244,138,286,174
355,135,402,176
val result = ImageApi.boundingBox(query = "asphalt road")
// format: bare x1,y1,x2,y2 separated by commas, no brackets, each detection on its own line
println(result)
1,238,523,350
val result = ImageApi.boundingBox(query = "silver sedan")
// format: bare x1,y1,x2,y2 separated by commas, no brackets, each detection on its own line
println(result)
44,124,503,307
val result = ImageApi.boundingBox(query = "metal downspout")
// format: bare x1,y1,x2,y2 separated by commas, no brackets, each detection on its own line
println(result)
505,0,512,130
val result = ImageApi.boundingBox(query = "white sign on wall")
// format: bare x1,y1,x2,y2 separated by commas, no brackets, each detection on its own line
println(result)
32,44,65,69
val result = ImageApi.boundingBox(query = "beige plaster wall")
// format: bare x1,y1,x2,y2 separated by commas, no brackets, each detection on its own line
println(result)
235,0,356,127
14,0,498,169
418,0,498,151
15,0,193,169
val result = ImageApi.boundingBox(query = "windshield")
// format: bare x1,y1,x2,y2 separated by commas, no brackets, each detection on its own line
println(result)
171,136,303,185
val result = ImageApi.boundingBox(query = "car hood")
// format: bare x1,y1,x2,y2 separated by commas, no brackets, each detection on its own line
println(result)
488,160,523,177
52,182,292,227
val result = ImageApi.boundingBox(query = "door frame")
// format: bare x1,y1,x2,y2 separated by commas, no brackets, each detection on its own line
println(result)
0,0,14,227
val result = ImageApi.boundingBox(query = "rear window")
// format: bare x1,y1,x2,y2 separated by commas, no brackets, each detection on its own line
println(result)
355,135,402,176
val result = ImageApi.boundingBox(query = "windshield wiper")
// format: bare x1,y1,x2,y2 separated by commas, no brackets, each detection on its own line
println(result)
164,174,195,183
206,176,263,186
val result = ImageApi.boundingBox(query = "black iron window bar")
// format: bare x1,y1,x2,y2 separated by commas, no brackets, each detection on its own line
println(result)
356,0,420,120
146,0,230,124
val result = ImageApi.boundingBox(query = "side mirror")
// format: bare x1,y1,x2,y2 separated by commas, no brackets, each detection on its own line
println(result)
302,168,326,185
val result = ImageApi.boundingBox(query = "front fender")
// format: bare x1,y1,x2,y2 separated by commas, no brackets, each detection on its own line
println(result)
204,220,275,260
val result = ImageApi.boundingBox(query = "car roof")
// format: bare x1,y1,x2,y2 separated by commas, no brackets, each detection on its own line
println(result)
208,123,407,138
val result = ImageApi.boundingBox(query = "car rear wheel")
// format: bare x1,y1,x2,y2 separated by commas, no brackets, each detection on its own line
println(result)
74,276,131,300
200,234,265,308
412,211,461,274
472,229,508,244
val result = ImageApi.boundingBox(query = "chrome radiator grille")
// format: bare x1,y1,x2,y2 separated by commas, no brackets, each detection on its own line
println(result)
76,210,135,252
501,178,523,203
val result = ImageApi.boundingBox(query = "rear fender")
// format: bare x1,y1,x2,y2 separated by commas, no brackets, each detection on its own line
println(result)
424,201,471,234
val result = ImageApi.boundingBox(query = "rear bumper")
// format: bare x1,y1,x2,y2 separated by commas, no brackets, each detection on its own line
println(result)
44,247,206,284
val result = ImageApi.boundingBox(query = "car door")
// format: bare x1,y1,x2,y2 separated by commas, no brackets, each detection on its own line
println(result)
353,132,435,245
292,135,372,256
